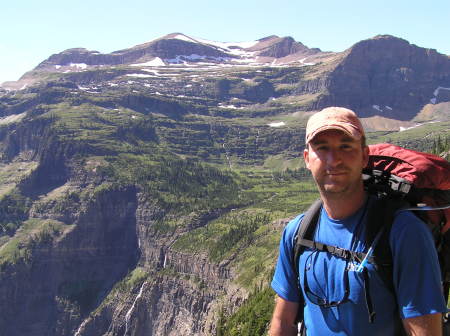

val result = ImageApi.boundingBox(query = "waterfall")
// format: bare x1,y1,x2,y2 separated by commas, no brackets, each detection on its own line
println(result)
74,318,89,336
124,281,148,335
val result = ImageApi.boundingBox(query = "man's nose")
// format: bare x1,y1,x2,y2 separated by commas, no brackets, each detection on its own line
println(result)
326,149,342,166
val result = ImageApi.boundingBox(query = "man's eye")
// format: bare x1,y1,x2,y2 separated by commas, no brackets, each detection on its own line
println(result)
341,144,353,150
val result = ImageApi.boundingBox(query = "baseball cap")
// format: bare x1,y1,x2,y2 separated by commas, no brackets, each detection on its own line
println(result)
305,107,365,144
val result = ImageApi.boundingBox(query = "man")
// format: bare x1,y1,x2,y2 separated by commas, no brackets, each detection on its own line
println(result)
270,107,447,335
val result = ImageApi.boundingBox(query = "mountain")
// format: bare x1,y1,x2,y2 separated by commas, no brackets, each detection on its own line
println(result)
322,35,450,120
0,33,449,336
24,33,322,74
4,33,449,122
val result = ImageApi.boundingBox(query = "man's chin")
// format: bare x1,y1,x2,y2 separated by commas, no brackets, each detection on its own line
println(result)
321,184,348,195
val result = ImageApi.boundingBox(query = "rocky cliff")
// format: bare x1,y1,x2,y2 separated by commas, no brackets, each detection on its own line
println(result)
320,35,450,119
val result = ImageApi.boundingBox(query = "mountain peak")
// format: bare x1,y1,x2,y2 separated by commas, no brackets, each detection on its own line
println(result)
257,35,280,42
160,33,199,44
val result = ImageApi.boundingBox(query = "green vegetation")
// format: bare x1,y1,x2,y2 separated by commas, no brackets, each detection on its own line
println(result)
173,210,273,262
431,134,450,156
0,218,69,269
111,267,149,294
366,120,450,154
0,189,32,235
216,286,275,336
103,154,243,217
173,168,317,286
92,267,149,315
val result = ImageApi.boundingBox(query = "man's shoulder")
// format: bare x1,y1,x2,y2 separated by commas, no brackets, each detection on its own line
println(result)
286,213,304,230
282,214,305,242
391,209,428,233
389,209,434,249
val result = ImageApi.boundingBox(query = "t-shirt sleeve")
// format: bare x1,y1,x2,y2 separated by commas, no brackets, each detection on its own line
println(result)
271,214,303,302
390,211,449,319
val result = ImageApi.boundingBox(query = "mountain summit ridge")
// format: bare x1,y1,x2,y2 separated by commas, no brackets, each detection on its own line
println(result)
31,32,322,73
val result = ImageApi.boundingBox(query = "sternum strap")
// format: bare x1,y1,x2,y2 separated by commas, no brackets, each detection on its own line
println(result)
298,238,374,264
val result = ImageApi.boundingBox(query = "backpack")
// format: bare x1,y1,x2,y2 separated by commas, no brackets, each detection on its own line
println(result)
292,143,450,331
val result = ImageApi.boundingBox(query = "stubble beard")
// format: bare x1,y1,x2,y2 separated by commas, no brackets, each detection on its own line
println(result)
315,172,364,200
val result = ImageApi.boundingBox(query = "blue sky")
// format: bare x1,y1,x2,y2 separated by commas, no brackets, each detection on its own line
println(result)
1,0,449,84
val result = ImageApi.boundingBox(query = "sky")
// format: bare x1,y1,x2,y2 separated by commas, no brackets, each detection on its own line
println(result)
1,0,450,84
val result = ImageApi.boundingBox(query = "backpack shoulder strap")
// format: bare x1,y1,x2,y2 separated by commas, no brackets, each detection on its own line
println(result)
365,196,407,293
292,199,323,276
291,198,322,325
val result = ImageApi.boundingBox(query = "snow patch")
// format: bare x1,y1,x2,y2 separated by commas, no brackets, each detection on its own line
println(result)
55,65,61,69
126,73,154,78
268,121,286,127
141,69,161,75
433,86,450,96
131,57,166,67
195,37,258,50
399,124,419,132
431,86,450,104
372,105,383,112
219,104,238,109
167,54,231,64
70,63,88,69
299,57,316,66
171,34,198,44
385,106,393,110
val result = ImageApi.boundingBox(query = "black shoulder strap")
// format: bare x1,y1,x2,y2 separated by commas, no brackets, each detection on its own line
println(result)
365,196,406,294
292,199,323,277
292,198,322,324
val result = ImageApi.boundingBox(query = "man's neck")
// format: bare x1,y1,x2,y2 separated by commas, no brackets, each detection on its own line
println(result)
320,189,368,220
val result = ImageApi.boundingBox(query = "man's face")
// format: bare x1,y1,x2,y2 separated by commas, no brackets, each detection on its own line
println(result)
303,129,369,197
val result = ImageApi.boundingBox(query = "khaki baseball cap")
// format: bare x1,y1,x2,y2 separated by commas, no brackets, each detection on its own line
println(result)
305,107,365,144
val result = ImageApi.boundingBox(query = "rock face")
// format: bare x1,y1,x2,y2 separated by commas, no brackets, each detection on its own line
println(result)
0,167,243,336
0,186,140,335
250,36,318,58
320,35,450,119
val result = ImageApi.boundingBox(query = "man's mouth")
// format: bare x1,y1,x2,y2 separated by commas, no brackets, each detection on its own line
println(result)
326,170,348,176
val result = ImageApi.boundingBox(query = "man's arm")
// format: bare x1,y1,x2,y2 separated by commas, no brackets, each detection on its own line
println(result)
269,296,299,336
402,313,442,336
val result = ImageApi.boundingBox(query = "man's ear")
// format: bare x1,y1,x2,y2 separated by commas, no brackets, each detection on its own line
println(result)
303,148,311,170
362,145,369,167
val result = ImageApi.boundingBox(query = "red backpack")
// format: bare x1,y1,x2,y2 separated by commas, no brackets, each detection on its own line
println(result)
364,143,450,305
365,143,450,234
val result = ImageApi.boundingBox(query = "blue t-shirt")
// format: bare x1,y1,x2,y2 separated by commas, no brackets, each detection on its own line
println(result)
271,198,448,336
